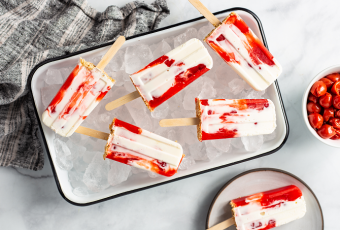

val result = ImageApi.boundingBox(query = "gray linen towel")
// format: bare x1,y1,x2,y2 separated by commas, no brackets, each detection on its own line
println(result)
0,0,169,170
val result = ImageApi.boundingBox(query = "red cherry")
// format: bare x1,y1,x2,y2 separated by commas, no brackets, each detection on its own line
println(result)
310,81,327,97
317,124,336,139
319,92,333,108
307,102,322,113
330,134,340,140
308,113,324,129
331,81,340,95
335,110,340,118
329,118,340,129
333,95,340,109
308,94,318,104
319,77,334,88
323,107,334,122
326,73,340,82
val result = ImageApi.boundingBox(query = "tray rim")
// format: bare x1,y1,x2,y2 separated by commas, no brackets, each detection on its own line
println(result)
28,7,290,206
205,168,324,230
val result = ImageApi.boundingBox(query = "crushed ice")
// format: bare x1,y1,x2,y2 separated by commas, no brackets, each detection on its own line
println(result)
43,23,277,195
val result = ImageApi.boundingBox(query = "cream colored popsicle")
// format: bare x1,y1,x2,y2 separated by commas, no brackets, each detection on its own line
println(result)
42,59,115,137
207,185,306,230
105,38,213,111
104,118,184,177
159,98,276,141
188,0,282,91
230,185,306,230
204,12,282,91
42,36,125,137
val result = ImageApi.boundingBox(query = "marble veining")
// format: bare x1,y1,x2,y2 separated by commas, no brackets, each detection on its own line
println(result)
1,0,340,229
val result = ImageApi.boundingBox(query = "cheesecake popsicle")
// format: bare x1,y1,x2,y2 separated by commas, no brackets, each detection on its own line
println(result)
104,118,184,177
207,185,307,230
42,36,125,137
159,98,276,141
105,38,213,111
189,0,282,91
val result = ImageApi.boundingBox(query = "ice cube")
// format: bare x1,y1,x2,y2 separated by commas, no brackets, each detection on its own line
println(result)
104,86,129,102
211,139,231,153
180,126,197,146
125,98,153,131
108,161,131,186
73,187,89,197
228,78,245,95
83,138,105,153
241,135,263,152
68,170,85,188
245,89,266,99
66,139,86,161
174,28,198,48
206,147,222,161
148,171,160,178
45,69,64,85
198,81,216,99
183,80,204,110
231,138,244,149
164,36,175,49
189,141,207,161
167,129,177,142
152,40,172,59
264,130,277,142
131,166,146,174
83,151,110,192
197,24,214,41
124,81,136,92
151,101,169,119
108,49,125,71
179,156,196,170
108,70,126,87
54,138,73,170
125,44,153,74
40,84,62,108
60,67,73,81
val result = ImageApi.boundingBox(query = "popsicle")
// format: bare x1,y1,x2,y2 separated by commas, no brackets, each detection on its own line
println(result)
207,185,306,230
159,98,276,141
189,0,282,91
105,38,213,111
42,36,125,137
104,118,184,177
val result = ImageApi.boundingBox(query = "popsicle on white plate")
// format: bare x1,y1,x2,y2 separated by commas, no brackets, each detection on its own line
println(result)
105,38,213,111
230,185,306,230
104,118,184,177
159,98,276,141
42,58,115,137
204,12,282,91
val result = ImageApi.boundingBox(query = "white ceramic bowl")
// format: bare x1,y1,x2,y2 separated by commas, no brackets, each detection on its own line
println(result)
302,64,340,147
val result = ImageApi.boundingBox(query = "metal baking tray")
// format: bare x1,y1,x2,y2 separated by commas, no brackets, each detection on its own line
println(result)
29,7,289,206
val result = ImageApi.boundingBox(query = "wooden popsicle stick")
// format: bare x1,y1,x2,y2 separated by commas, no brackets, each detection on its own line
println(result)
207,218,235,230
159,117,199,127
188,0,221,27
105,90,141,111
75,126,109,140
96,36,126,70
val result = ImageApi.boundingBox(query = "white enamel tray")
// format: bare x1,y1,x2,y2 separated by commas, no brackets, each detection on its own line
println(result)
207,168,323,230
29,8,289,205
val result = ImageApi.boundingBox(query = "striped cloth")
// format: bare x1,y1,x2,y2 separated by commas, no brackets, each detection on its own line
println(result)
0,0,169,170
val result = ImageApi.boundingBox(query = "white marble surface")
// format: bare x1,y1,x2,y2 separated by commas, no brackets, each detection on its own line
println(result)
1,0,339,229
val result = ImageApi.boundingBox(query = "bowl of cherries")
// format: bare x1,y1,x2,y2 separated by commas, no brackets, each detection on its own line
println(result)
303,65,340,147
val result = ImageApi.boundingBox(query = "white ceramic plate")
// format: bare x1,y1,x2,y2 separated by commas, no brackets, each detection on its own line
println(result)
207,168,323,230
29,8,288,205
